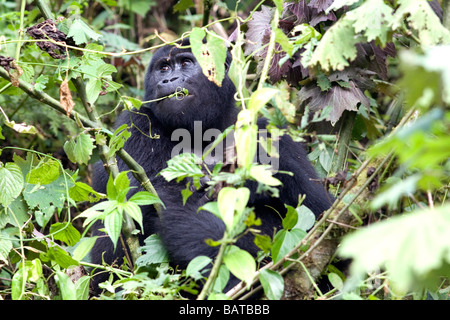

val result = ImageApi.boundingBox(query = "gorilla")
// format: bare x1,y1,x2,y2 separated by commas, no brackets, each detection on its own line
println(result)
89,38,333,294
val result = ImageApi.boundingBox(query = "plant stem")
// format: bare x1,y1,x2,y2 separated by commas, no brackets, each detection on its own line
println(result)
14,0,27,61
197,237,229,300
331,110,356,174
257,8,279,91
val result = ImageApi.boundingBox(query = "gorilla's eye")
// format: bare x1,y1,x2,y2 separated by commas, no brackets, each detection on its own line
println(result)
160,64,170,72
181,58,193,67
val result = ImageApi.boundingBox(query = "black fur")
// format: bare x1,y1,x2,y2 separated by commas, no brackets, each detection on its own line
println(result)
89,39,333,294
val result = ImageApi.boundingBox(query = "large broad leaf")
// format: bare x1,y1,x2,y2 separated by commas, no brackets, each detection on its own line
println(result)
0,163,24,206
339,204,450,293
298,81,369,125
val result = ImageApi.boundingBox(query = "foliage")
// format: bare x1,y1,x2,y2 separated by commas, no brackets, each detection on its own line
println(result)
0,0,449,301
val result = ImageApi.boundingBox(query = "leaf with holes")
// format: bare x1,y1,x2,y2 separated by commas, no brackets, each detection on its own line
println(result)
190,27,227,86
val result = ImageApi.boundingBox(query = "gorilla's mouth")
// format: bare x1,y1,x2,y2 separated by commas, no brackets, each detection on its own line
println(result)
158,87,193,102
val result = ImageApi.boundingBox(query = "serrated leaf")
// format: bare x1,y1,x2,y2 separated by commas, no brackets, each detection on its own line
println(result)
159,153,203,183
64,133,95,165
136,234,170,266
186,255,212,280
0,239,12,263
0,163,24,206
345,0,394,46
42,246,79,269
298,81,369,125
67,18,101,45
260,269,284,300
309,18,359,72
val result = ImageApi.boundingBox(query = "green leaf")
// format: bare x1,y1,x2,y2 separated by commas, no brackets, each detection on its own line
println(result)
326,0,361,13
223,246,256,286
0,163,24,206
72,237,98,261
42,246,79,269
250,165,281,187
345,0,394,46
50,222,81,247
64,133,95,165
186,255,212,281
86,77,103,104
217,187,250,232
159,153,204,183
136,234,170,266
282,205,298,230
129,191,162,206
272,228,306,263
69,181,105,203
328,272,344,290
75,276,91,300
55,271,77,300
294,205,316,231
309,18,359,72
394,0,450,48
235,123,258,169
247,87,278,115
26,158,60,185
0,239,12,264
260,269,284,300
104,209,123,249
370,175,421,210
67,18,102,45
339,204,450,293
173,0,194,12
190,27,227,86
122,201,143,232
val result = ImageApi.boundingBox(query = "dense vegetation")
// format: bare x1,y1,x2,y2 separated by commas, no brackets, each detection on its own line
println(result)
0,0,448,300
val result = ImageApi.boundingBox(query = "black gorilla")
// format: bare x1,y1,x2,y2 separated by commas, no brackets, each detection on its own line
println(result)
90,39,333,293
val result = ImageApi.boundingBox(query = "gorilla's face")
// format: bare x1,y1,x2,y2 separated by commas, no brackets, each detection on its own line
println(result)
151,50,201,112
143,41,236,132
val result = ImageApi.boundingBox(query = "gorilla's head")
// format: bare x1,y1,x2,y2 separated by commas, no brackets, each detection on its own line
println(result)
143,38,236,132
